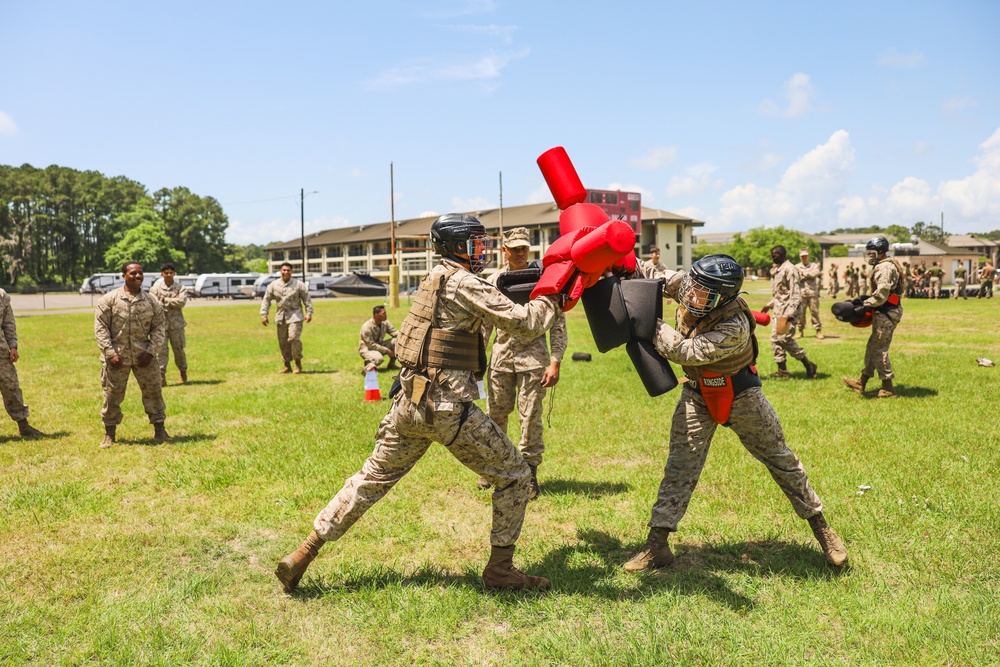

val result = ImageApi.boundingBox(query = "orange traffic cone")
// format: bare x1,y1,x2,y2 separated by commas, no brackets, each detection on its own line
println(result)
364,369,382,401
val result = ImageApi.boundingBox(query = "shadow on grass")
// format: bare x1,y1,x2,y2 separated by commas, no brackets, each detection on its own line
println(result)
294,564,475,599
0,430,72,444
296,369,339,375
891,385,937,398
529,529,843,611
116,432,217,446
168,379,223,386
539,478,631,498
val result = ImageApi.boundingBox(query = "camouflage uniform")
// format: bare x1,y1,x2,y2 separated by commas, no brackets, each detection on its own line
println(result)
795,261,822,335
314,259,560,547
646,270,823,532
928,265,943,299
483,267,568,468
848,267,860,298
94,286,167,425
149,279,188,375
766,260,806,363
827,267,839,298
860,258,904,381
260,277,313,363
979,264,995,298
0,289,30,423
358,317,398,370
954,266,968,299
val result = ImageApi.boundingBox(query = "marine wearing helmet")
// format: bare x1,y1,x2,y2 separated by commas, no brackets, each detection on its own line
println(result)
430,213,493,274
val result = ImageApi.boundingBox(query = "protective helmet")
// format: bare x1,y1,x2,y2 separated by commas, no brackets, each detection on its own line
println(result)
430,214,493,274
865,236,889,265
679,254,745,317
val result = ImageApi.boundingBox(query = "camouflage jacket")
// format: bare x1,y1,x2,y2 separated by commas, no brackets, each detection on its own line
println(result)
766,261,801,318
483,267,567,373
399,259,560,410
260,277,313,324
795,262,822,296
358,318,398,356
95,286,166,365
864,258,903,308
0,288,17,355
149,279,188,329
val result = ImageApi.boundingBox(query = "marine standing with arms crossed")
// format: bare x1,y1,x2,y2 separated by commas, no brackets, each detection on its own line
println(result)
760,245,817,379
275,215,563,593
841,237,905,398
149,262,189,385
479,227,568,497
94,262,169,448
260,262,313,374
623,255,847,572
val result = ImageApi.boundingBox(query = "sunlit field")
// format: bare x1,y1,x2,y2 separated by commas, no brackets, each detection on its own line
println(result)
1,288,998,666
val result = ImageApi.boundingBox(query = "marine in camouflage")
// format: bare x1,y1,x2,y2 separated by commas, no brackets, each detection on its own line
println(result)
0,289,29,422
149,278,188,374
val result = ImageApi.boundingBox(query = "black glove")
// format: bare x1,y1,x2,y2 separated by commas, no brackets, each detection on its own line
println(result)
854,304,873,317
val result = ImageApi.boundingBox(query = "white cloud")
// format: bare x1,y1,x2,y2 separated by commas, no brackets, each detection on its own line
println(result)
759,73,816,119
526,182,555,205
605,182,654,203
628,146,678,170
666,163,722,198
939,127,1000,217
226,214,350,245
0,111,16,136
431,0,496,18
752,152,784,173
365,48,529,89
418,210,440,219
912,141,931,156
445,24,517,45
451,196,494,212
877,48,924,68
674,205,705,221
942,96,978,122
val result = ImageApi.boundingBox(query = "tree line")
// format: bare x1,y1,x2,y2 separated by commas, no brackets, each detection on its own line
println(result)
0,163,267,287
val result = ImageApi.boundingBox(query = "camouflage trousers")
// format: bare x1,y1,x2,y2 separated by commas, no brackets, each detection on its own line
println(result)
157,324,187,374
796,294,822,334
827,280,839,299
101,361,166,425
955,278,967,299
770,325,807,363
0,358,28,422
862,307,902,381
649,387,823,531
929,277,941,299
276,321,303,363
979,281,993,298
314,393,533,547
487,368,546,468
360,340,395,370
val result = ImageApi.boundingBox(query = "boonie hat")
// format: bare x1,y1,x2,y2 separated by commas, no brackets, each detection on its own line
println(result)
503,227,530,248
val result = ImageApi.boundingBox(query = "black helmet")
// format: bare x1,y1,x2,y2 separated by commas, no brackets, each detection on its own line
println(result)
680,254,745,316
865,236,890,254
430,214,492,273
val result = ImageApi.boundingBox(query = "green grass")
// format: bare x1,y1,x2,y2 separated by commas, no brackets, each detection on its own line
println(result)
1,289,998,666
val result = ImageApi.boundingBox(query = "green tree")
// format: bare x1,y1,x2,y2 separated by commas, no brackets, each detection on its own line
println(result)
829,245,849,258
153,187,228,272
911,221,946,244
727,226,822,271
104,204,186,272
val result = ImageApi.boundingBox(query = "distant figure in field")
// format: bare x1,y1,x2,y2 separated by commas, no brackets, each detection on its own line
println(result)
927,261,944,299
94,262,169,448
149,262,189,385
645,246,667,273
953,264,968,299
260,262,313,374
827,263,840,299
760,245,817,380
794,249,823,339
0,288,44,438
978,261,995,299
358,305,398,374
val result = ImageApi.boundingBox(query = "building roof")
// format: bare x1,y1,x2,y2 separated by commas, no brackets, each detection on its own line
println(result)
266,202,704,251
946,234,999,249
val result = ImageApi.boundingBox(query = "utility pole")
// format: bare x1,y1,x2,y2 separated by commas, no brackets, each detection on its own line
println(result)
389,163,400,308
300,188,306,282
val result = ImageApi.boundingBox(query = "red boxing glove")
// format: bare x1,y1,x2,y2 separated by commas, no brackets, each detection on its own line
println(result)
752,310,771,326
570,220,637,274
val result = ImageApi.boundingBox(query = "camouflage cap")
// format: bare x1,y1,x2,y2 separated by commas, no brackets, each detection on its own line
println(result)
502,227,530,248
799,248,810,256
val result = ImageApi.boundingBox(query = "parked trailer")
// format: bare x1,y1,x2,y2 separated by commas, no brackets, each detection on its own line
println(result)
80,272,157,294
193,273,260,298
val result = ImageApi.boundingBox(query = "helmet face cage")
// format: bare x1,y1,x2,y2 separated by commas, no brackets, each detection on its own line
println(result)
679,273,721,317
465,232,493,274
865,250,879,266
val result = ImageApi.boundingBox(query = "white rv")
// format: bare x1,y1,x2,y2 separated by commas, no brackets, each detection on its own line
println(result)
193,273,260,298
80,272,157,294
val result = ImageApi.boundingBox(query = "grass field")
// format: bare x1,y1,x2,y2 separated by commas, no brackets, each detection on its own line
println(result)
1,287,998,666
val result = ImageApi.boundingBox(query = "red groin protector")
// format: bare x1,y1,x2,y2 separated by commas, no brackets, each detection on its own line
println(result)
537,147,587,210
559,203,609,236
570,220,637,273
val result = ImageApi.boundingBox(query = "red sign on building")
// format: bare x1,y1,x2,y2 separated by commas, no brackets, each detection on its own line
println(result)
585,189,642,235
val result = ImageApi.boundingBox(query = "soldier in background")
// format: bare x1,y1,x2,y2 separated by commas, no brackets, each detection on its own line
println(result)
827,263,840,299
260,262,313,374
794,249,823,339
844,265,856,298
953,264,968,299
149,262,188,385
927,261,944,299
842,237,904,398
646,246,667,273
0,288,44,438
275,214,563,594
623,255,847,573
978,261,995,299
760,246,817,379
94,262,168,448
358,305,398,374
480,227,568,498
900,262,912,297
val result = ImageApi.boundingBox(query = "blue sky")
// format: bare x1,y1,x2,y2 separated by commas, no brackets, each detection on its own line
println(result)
2,0,998,244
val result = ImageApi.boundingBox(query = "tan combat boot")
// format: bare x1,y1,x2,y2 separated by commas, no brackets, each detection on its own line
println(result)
293,360,302,374
179,370,187,384
841,374,870,394
527,465,540,501
769,362,791,379
279,362,292,374
803,358,818,379
482,545,550,590
17,419,43,438
100,424,116,449
808,513,848,567
153,423,171,443
623,527,675,572
476,477,492,490
815,331,825,340
877,379,896,398
275,530,325,593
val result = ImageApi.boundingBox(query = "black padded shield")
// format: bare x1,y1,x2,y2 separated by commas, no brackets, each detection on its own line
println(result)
496,267,542,305
626,339,679,397
620,278,664,342
580,276,632,352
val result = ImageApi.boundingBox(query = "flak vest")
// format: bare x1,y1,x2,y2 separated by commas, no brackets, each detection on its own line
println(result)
674,298,759,381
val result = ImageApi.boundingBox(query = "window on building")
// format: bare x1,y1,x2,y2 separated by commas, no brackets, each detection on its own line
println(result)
307,248,322,259
288,250,302,261
308,262,322,273
676,227,683,243
349,260,368,272
676,245,683,266
348,244,366,257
